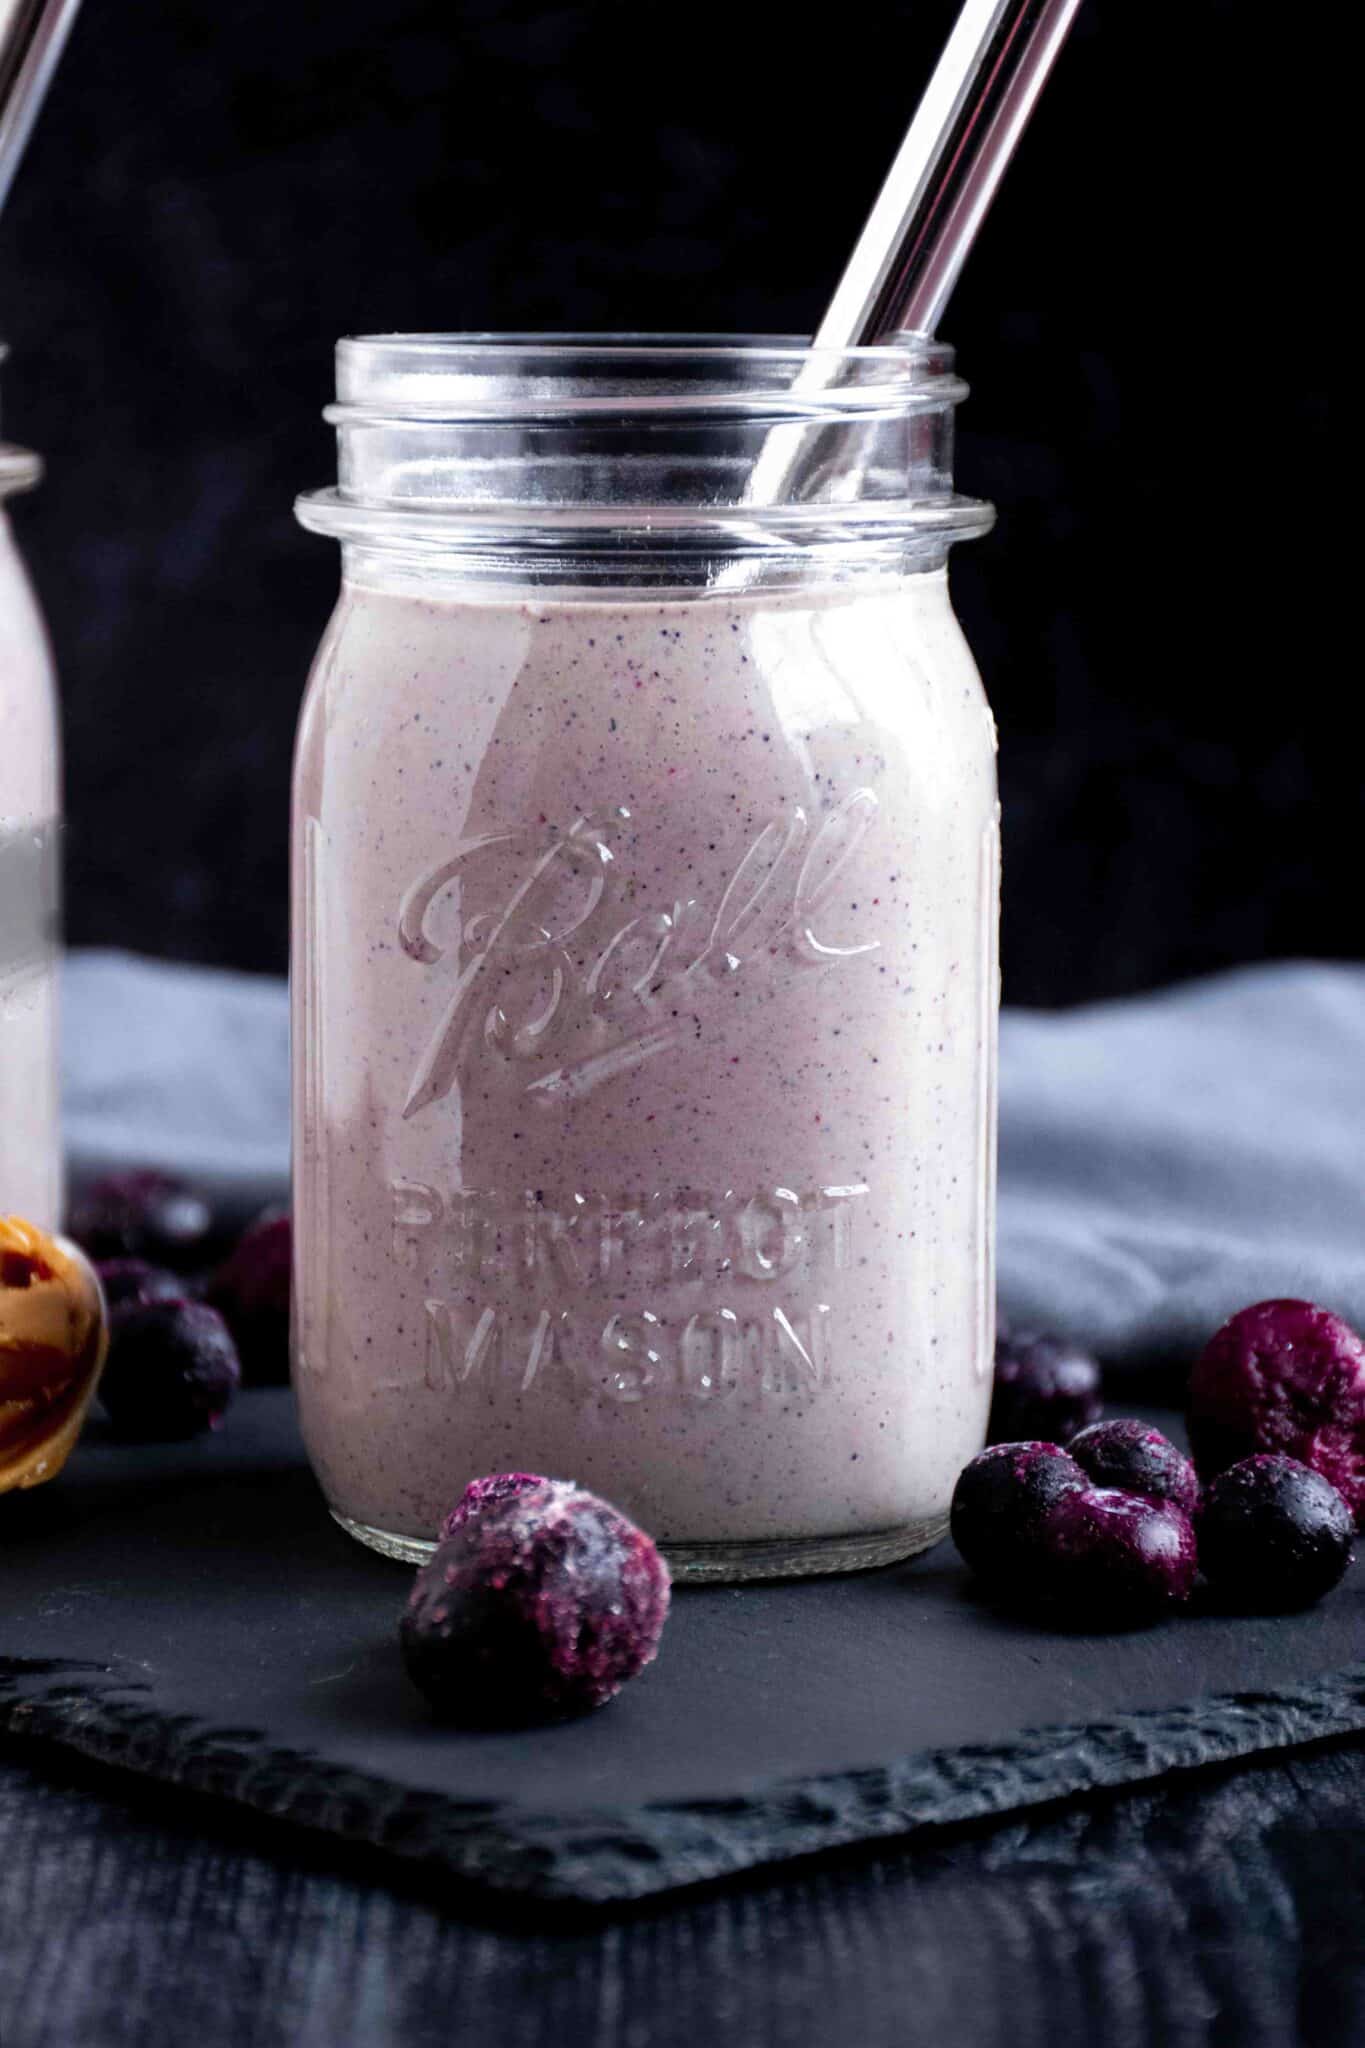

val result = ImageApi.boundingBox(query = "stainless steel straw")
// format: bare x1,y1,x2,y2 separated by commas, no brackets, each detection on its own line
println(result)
744,0,1083,511
818,0,1085,349
0,0,83,217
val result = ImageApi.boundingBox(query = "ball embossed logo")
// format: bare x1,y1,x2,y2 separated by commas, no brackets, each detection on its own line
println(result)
396,791,880,1116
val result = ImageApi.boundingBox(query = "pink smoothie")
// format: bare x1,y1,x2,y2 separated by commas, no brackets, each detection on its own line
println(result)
292,568,998,1554
0,501,61,1231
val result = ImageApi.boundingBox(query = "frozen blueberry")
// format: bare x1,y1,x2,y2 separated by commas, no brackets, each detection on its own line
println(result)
1042,1488,1198,1624
401,1480,670,1722
99,1299,241,1440
1199,1455,1354,1612
950,1441,1086,1590
1188,1299,1365,1525
438,1471,548,1542
96,1259,186,1318
68,1171,214,1271
209,1209,291,1385
989,1332,1102,1445
1068,1419,1201,1516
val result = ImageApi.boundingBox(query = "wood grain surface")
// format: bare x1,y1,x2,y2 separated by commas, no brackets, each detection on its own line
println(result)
2,1735,1363,2048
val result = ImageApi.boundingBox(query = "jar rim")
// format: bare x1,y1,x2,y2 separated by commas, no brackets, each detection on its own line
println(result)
341,330,948,356
295,490,993,546
302,330,992,561
330,331,965,424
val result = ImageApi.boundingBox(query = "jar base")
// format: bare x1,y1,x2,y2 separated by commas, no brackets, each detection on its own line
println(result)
658,1516,949,1582
330,1507,949,1581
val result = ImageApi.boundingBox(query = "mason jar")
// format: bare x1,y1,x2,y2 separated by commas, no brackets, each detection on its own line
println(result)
0,353,61,1234
292,334,999,1580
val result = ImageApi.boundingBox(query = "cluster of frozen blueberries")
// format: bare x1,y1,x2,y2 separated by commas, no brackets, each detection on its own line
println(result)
67,1169,292,1435
957,1301,1364,1623
397,1296,1365,1724
65,1172,1365,1718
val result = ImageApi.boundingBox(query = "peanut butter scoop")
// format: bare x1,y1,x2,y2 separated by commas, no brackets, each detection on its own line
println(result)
0,1215,108,1494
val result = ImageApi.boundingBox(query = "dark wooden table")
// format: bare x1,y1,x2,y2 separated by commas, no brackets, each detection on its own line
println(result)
2,1731,1363,2047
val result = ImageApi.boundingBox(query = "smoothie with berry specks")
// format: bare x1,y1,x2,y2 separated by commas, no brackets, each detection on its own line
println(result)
0,475,61,1232
291,567,999,1566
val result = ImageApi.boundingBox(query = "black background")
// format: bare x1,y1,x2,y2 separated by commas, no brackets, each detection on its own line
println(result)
0,0,1346,1005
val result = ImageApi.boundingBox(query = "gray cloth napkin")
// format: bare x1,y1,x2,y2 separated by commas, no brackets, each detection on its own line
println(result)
61,950,1365,1365
997,960,1365,1370
63,950,290,1203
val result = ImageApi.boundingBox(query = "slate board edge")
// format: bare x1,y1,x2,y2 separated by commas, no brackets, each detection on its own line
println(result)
5,1653,1365,1906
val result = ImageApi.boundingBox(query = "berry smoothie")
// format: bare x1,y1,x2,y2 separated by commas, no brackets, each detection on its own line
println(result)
292,567,999,1564
0,497,60,1231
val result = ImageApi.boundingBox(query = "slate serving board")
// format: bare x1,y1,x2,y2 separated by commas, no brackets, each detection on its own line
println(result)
3,1392,1365,1905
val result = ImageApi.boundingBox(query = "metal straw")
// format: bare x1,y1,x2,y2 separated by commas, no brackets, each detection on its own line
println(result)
818,0,1086,348
0,0,83,218
743,0,1082,514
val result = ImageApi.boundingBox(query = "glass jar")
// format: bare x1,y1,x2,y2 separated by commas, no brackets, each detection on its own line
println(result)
0,352,61,1234
292,334,999,1580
